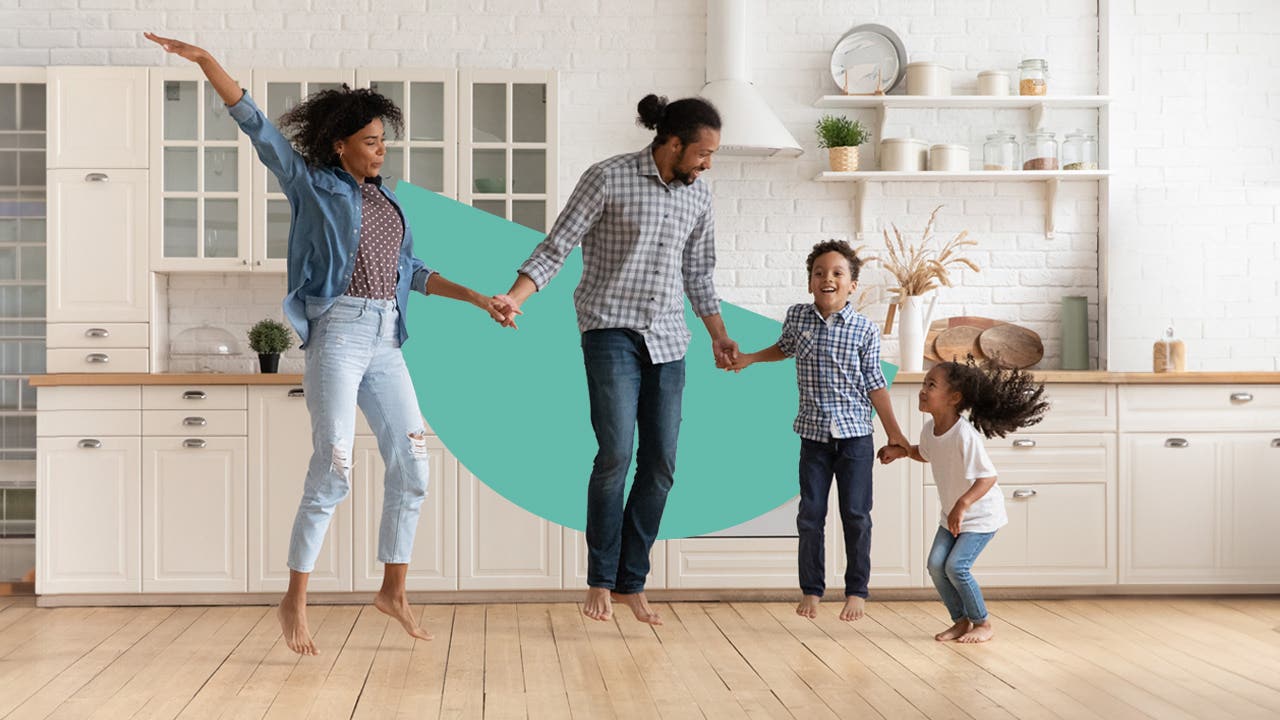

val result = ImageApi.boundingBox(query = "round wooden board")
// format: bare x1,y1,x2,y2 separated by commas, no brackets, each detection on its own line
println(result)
979,324,1045,368
934,326,986,362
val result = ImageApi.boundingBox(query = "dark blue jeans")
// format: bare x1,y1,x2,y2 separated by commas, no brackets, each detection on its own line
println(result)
797,434,874,598
582,329,685,593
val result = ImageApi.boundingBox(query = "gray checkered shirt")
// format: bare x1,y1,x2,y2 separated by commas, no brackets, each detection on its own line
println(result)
518,147,720,364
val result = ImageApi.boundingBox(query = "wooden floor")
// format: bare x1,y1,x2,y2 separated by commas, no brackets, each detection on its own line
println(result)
0,596,1278,719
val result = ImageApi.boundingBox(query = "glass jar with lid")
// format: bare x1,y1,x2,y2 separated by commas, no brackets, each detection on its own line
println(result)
1062,130,1099,170
1019,58,1048,96
982,131,1019,171
1022,130,1058,170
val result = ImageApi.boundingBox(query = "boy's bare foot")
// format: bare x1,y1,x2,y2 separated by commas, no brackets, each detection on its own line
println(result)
583,587,613,621
935,619,972,641
958,620,994,643
277,597,317,655
373,591,433,641
611,591,662,625
796,594,820,618
839,595,866,622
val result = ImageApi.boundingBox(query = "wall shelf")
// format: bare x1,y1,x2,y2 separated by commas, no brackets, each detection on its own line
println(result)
815,95,1111,137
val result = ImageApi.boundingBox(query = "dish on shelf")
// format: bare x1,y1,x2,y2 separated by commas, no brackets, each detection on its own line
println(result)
829,24,907,95
473,177,505,193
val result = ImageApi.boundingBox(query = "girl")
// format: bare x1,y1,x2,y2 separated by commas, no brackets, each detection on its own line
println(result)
879,360,1047,643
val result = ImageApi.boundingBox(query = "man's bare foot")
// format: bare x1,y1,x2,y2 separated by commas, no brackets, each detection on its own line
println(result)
583,587,613,621
958,620,994,644
795,594,820,618
277,597,317,655
935,619,972,642
839,596,866,622
373,591,433,641
611,591,662,625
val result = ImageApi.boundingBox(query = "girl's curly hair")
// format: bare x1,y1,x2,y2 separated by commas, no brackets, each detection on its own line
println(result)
936,358,1049,438
277,84,404,168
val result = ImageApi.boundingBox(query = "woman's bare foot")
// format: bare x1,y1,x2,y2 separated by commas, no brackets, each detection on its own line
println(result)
795,594,820,618
611,591,662,625
277,596,317,656
583,587,613,621
958,620,994,643
935,619,972,642
839,596,866,622
373,591,433,641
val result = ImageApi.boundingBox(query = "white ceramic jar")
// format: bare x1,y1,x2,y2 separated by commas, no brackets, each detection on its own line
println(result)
905,62,951,96
928,144,970,172
879,138,929,171
977,70,1011,96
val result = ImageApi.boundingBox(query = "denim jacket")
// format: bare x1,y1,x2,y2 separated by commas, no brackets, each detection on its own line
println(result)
226,91,434,348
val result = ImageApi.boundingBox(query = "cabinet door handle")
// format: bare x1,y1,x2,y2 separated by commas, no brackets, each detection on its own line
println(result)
1165,438,1190,448
84,172,109,182
84,327,110,338
86,353,109,364
182,416,207,427
1012,439,1036,448
1012,489,1037,499
182,390,208,400
1272,439,1280,448
1230,392,1254,403
78,439,102,449
183,438,207,449
241,259,249,265
255,260,262,266
287,388,305,398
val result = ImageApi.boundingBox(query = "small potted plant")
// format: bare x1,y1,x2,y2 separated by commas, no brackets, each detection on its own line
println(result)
815,114,870,172
248,318,293,374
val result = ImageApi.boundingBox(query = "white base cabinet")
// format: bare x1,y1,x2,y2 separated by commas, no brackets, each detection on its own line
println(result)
458,465,562,590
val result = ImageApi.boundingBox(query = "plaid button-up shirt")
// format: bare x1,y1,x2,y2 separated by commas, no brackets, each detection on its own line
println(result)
777,302,888,441
518,147,720,364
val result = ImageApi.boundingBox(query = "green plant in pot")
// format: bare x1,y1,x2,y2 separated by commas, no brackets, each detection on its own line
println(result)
248,318,293,374
815,114,870,172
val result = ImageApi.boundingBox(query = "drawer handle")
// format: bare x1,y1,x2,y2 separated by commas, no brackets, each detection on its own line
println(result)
86,353,110,364
287,388,305,398
183,416,207,427
183,390,208,400
183,438,207,449
1165,438,1190,448
1012,439,1036,448
1272,439,1280,448
1012,489,1037,499
85,327,110,338
78,439,102,449
84,172,109,182
1230,392,1254,403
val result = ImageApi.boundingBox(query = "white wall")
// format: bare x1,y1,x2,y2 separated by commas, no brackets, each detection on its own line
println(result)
5,0,1277,370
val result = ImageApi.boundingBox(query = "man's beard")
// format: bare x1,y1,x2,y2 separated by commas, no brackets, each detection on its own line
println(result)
672,165,699,186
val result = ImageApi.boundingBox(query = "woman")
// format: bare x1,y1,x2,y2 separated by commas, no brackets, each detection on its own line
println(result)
146,33,517,655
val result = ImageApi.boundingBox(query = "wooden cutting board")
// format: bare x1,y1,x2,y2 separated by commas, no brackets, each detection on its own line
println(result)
926,317,1005,362
923,319,949,361
948,316,1003,330
934,326,987,362
979,324,1045,369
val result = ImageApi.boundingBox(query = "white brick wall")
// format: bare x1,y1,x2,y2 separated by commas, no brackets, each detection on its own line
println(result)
4,0,1276,370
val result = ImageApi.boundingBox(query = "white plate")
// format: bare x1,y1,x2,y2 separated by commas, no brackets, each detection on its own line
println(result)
830,24,907,95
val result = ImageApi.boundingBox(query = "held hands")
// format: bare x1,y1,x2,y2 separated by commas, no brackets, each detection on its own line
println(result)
877,444,908,464
712,337,740,370
482,294,522,329
143,32,209,63
725,353,754,373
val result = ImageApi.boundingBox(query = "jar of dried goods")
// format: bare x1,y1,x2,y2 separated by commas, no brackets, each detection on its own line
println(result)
1019,58,1048,96
1062,130,1099,170
1022,130,1058,170
982,131,1019,171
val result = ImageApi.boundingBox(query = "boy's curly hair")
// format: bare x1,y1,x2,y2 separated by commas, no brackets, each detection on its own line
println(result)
936,358,1049,438
277,84,404,168
805,239,863,280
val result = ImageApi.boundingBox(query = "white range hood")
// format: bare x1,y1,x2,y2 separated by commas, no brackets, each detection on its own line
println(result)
699,0,802,158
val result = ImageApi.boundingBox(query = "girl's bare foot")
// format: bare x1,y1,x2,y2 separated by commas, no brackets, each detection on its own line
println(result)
958,620,994,643
277,597,317,655
935,619,972,641
611,591,662,625
839,595,866,621
795,594,820,618
373,592,433,641
583,587,613,621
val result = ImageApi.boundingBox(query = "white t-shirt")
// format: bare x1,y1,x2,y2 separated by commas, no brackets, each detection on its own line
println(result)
919,417,1007,534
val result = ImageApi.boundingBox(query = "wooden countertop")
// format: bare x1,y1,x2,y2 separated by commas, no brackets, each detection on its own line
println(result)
28,371,1280,387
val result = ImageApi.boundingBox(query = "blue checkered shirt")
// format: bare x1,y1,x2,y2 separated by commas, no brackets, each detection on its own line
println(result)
517,147,720,364
777,302,888,441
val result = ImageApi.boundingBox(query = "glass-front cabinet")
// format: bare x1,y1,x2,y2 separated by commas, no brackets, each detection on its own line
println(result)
357,70,457,198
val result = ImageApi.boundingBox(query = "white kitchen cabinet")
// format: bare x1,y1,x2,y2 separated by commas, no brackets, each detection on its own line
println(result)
46,168,149,325
665,537,797,589
457,463,562,590
142,436,247,592
1222,434,1280,575
355,69,458,199
352,434,457,591
46,67,148,169
562,530,665,590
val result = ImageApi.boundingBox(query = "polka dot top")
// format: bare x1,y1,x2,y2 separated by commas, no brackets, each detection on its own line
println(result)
345,180,404,300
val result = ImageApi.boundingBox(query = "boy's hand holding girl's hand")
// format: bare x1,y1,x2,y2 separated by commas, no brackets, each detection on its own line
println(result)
877,444,907,463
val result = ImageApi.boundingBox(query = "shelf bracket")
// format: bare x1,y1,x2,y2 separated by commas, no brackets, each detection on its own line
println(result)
874,105,887,147
852,180,867,241
1044,177,1060,239
1030,102,1046,131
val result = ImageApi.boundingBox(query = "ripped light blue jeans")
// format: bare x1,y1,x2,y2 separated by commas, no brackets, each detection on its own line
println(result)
288,295,431,573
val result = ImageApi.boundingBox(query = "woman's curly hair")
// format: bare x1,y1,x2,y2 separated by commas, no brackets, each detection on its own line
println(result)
936,358,1049,438
277,84,404,168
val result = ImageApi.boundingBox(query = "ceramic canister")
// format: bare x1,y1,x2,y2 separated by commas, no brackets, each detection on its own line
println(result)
905,62,951,96
879,138,929,171
928,143,970,171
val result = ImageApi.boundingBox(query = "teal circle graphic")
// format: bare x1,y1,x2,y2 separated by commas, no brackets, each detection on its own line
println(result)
397,182,897,539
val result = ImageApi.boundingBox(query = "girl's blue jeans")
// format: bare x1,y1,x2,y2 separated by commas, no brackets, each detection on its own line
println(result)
927,525,996,623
